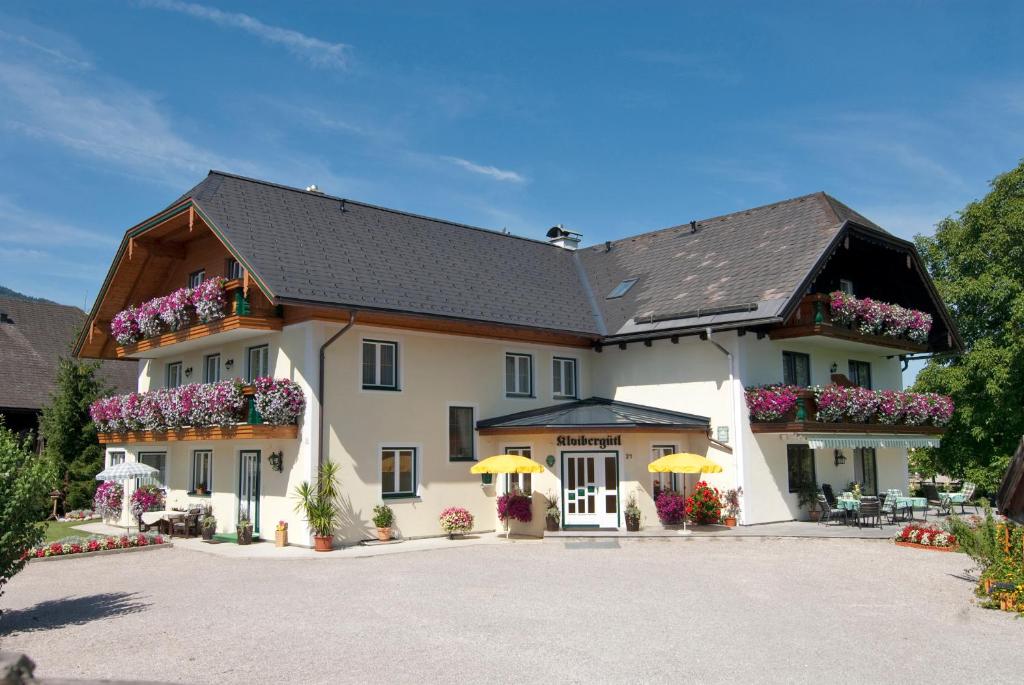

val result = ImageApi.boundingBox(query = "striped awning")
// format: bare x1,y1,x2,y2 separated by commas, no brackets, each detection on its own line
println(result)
805,435,942,450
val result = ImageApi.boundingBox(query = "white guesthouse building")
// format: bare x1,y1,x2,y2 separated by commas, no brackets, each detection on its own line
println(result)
75,172,961,542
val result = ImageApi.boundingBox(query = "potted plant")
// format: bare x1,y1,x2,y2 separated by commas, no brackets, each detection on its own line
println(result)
544,491,560,532
439,506,474,539
720,487,743,527
201,514,216,541
293,462,341,552
624,493,642,532
372,504,394,541
685,481,722,525
497,487,532,537
236,517,253,545
275,520,288,547
195,482,207,496
798,480,820,521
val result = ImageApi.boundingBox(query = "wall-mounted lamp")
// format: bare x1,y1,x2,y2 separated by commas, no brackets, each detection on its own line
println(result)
830,362,838,374
834,449,846,466
184,367,193,378
268,451,284,473
225,359,234,370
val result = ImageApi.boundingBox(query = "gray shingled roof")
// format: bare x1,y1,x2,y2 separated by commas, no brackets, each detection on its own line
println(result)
172,172,906,342
477,397,709,429
0,296,137,411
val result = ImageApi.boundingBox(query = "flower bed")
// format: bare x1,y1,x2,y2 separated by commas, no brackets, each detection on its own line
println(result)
895,524,957,550
110,277,228,345
814,385,953,426
62,509,98,521
745,385,799,421
439,507,474,536
25,533,167,560
828,291,932,344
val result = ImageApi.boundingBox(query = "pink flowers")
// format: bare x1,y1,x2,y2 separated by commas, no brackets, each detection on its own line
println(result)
828,291,933,344
130,485,165,519
744,385,800,421
93,481,124,520
90,379,251,433
26,533,167,559
497,490,532,523
252,377,307,425
439,507,474,535
108,277,229,345
811,385,953,426
655,490,687,524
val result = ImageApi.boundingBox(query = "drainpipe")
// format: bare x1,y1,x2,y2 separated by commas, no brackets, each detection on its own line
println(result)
704,327,748,524
318,312,356,469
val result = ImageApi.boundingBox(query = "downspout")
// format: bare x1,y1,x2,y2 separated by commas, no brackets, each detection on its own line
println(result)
704,327,748,524
318,312,357,469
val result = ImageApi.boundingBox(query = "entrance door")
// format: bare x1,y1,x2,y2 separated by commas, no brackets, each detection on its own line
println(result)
238,450,261,533
562,452,619,528
854,448,878,496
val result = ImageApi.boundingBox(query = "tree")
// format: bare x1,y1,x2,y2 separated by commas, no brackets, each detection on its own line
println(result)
913,160,1024,495
0,422,52,599
39,357,107,511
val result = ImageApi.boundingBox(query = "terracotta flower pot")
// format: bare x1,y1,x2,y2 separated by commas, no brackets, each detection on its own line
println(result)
313,535,333,552
376,527,392,542
724,517,737,528
275,530,288,547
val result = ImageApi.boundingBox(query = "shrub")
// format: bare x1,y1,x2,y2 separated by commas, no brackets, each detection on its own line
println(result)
497,490,532,523
1,424,52,598
685,481,721,524
744,385,799,421
252,377,306,425
93,481,123,520
655,490,687,525
945,509,1003,570
439,507,474,535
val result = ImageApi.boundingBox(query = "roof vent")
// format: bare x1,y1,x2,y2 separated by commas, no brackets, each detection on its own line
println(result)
306,184,324,194
546,224,582,250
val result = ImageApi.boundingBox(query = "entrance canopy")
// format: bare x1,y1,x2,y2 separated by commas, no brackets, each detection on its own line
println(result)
476,397,710,434
805,434,941,450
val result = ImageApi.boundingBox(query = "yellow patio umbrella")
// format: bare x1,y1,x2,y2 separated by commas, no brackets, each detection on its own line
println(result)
647,452,723,533
471,455,545,537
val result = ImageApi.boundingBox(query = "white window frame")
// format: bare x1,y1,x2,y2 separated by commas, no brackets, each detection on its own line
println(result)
166,361,183,388
839,279,854,295
362,339,400,391
552,356,578,400
190,449,213,494
447,403,478,462
505,352,534,398
107,450,126,469
651,443,681,497
203,353,221,383
188,269,206,289
379,444,420,499
502,445,534,495
226,258,244,280
247,344,269,381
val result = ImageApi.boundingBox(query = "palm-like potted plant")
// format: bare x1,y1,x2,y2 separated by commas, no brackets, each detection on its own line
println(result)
544,491,560,532
720,487,742,527
236,516,253,545
798,480,820,522
372,504,394,541
624,493,642,532
293,461,341,552
201,514,217,541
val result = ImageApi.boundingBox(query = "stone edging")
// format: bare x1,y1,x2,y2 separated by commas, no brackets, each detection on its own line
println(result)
27,542,173,563
894,540,959,553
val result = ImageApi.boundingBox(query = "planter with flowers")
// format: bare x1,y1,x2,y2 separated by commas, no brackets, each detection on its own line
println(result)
275,520,288,547
130,484,165,528
25,533,167,561
93,481,124,523
251,377,307,425
720,487,742,527
745,385,800,422
439,506,474,539
237,517,254,545
108,277,229,346
655,490,687,525
624,492,642,531
372,505,394,541
497,489,532,537
828,291,933,345
544,491,560,532
894,525,958,552
685,481,722,525
201,515,217,541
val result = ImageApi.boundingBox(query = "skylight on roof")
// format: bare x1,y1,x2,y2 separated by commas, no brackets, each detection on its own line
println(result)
606,278,638,299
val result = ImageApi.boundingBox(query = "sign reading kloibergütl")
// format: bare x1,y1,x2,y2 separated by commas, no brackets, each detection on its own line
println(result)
556,435,622,448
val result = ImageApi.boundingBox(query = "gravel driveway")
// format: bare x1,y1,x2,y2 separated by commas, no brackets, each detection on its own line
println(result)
1,538,1020,684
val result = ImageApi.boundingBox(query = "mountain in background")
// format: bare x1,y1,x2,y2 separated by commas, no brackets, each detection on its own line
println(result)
0,285,58,305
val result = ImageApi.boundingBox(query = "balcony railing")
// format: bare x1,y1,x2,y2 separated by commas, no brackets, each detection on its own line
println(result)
769,293,932,352
91,378,304,444
112,278,283,358
745,385,952,434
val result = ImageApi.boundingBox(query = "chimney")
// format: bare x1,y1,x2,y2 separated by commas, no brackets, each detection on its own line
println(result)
545,224,582,250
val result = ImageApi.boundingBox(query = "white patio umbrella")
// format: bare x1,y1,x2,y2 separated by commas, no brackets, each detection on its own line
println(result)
95,462,159,533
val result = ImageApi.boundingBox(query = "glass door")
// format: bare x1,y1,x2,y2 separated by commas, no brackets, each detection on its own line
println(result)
238,450,261,533
854,448,878,496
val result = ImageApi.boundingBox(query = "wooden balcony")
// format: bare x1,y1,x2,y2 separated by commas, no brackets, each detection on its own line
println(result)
769,294,928,353
749,389,945,435
114,279,282,359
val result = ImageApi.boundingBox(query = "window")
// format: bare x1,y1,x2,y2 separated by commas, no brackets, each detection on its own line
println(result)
652,444,680,498
505,353,533,397
848,360,872,389
190,450,212,494
449,406,475,461
782,351,811,387
247,345,269,381
226,257,244,280
108,451,125,468
854,448,878,496
362,340,398,390
139,452,167,489
552,357,578,399
606,278,638,299
839,279,854,295
787,444,816,493
504,446,533,494
203,354,221,383
381,447,417,498
188,269,206,289
166,361,183,388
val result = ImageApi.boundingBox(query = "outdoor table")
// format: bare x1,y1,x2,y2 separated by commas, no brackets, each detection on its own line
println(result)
836,496,928,520
140,510,185,536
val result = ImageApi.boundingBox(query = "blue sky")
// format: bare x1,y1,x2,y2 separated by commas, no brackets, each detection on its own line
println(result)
1,2,1022,382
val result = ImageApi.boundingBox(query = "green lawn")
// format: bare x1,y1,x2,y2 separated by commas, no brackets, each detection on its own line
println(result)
41,519,96,543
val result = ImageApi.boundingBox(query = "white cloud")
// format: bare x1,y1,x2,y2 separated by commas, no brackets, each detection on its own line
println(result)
140,0,350,70
0,196,115,247
441,156,526,183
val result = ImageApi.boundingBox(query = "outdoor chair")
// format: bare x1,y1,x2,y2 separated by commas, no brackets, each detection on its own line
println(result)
957,482,977,514
857,496,883,528
818,494,847,526
821,483,837,507
171,509,201,538
923,483,951,516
